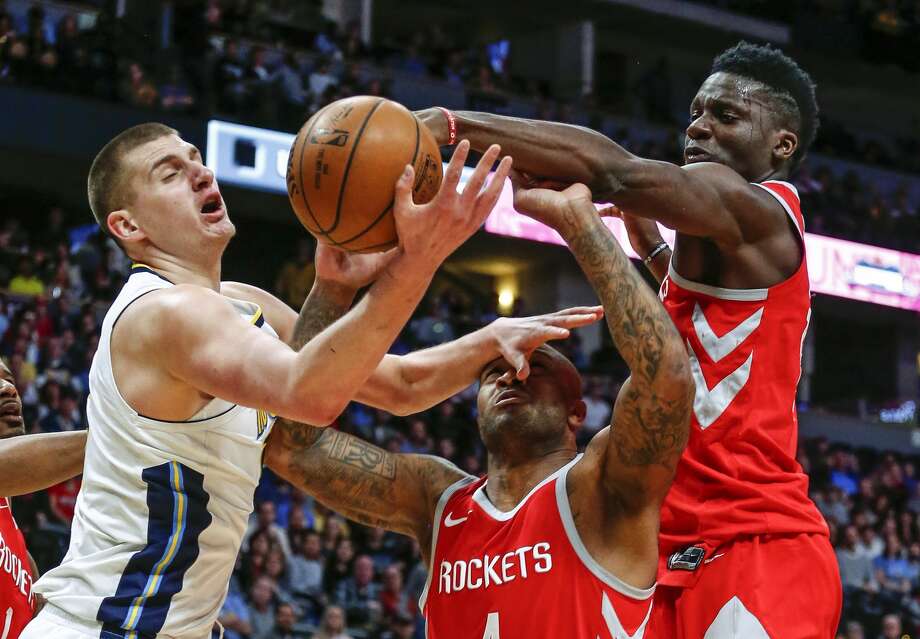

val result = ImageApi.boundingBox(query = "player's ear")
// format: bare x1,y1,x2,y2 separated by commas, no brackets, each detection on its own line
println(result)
108,209,146,245
773,129,797,163
568,399,586,432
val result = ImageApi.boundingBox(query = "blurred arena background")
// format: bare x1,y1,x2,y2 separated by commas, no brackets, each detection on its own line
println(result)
1,1,918,637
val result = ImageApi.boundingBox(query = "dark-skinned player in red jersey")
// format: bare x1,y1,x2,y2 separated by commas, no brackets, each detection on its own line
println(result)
418,41,842,638
0,359,84,637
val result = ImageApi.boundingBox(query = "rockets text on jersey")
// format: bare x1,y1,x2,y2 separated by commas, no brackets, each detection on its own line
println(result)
422,457,655,639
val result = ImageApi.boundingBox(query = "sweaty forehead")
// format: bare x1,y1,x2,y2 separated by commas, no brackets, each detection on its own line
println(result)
693,72,766,109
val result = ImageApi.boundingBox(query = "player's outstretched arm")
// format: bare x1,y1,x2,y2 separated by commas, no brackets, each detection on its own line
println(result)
266,424,468,542
150,142,510,426
224,276,602,417
417,108,789,249
0,431,86,496
511,179,692,583
257,263,470,544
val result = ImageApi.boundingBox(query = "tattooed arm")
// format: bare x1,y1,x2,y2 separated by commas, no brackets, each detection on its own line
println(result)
261,276,469,546
511,180,693,585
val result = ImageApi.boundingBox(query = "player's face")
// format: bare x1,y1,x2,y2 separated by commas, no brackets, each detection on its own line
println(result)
0,362,24,439
477,347,580,445
685,72,787,181
119,135,235,257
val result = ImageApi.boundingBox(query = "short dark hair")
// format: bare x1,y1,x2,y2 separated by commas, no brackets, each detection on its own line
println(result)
711,41,818,170
87,123,178,234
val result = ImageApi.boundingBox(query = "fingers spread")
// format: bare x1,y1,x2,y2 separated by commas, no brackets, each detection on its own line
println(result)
442,140,470,193
475,155,512,219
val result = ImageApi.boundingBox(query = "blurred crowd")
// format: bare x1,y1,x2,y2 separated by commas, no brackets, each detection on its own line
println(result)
1,0,918,253
700,0,920,73
806,437,920,638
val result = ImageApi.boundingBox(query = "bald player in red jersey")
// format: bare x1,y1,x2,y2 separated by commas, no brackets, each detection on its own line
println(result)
417,41,842,637
0,359,84,638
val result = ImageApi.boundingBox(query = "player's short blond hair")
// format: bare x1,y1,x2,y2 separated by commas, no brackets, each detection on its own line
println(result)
87,123,178,235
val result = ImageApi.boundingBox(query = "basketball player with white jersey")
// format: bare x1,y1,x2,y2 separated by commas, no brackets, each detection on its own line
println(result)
19,124,518,639
260,173,694,637
417,41,842,637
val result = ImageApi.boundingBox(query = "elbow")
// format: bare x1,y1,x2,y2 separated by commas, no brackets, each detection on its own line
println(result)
278,396,346,428
385,385,417,417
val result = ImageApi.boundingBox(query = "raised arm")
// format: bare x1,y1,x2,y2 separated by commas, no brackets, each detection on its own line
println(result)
262,264,469,548
0,431,86,496
417,109,787,248
224,257,603,417
511,180,693,583
146,142,510,426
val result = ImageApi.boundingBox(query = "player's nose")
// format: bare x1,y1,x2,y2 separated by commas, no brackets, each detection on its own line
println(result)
686,115,711,140
495,369,519,388
191,163,215,191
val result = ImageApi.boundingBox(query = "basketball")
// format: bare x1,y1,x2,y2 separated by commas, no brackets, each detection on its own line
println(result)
285,96,443,253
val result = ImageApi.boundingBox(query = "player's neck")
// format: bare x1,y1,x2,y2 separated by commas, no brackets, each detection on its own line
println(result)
131,252,222,291
483,448,576,512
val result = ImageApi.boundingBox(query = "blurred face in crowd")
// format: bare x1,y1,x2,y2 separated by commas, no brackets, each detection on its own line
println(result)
845,621,864,639
336,539,354,563
250,576,273,608
303,533,321,559
276,603,296,630
257,500,275,527
392,616,414,639
323,606,346,632
383,565,402,592
685,72,797,182
0,360,25,438
355,555,374,586
111,135,233,264
477,345,585,458
881,614,901,638
843,526,859,548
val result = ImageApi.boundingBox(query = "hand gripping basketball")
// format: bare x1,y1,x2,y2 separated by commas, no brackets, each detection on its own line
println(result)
392,140,512,269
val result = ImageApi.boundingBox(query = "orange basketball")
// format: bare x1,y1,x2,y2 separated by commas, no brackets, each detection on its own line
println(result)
285,96,443,253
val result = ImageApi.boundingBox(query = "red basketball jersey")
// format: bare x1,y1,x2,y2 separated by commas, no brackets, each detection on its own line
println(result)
421,457,655,639
658,180,828,560
0,497,35,639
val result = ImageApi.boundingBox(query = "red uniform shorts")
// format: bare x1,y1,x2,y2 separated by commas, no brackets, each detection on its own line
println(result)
649,534,841,638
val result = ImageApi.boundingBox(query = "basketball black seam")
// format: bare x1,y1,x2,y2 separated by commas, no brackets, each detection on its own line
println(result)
330,97,386,236
334,114,422,247
296,101,336,235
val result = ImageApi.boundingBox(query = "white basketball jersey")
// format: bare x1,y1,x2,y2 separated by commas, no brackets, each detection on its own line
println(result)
34,264,277,638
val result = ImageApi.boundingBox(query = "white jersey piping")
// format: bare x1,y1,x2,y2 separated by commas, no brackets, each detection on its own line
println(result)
555,459,656,601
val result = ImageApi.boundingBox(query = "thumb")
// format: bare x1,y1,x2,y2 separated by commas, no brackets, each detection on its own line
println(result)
394,165,416,211
542,326,571,342
514,356,530,381
504,349,529,381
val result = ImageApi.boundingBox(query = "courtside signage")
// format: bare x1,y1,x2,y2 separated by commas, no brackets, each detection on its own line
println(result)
206,120,920,311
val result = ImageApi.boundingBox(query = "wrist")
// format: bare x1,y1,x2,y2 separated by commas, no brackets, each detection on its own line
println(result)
557,200,600,240
642,242,670,265
309,278,358,308
436,107,458,146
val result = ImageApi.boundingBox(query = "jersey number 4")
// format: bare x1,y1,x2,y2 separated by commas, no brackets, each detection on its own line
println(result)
482,612,500,639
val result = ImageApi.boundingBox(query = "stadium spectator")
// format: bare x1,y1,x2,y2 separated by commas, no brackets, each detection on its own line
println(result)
313,605,353,639
248,575,278,639
335,554,382,628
